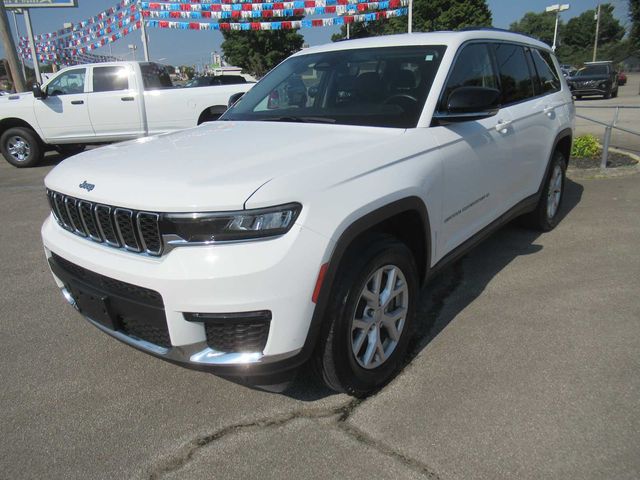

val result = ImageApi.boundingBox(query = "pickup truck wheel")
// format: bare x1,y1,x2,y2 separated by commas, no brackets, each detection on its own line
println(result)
522,150,566,232
1,127,43,168
315,235,418,397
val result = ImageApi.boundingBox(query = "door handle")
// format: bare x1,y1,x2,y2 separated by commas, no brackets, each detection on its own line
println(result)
543,106,555,117
495,120,512,133
121,96,135,102
71,100,84,105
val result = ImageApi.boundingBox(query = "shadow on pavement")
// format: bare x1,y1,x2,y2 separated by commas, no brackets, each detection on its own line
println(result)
282,178,584,401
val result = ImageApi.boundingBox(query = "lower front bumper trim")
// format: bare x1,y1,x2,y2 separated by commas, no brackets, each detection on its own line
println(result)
63,286,301,367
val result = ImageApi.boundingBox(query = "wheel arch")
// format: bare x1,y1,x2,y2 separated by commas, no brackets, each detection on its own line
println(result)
0,118,44,143
300,196,432,362
197,105,228,125
554,128,572,166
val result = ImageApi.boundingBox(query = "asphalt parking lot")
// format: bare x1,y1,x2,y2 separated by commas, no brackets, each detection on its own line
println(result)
1,153,639,479
575,72,640,154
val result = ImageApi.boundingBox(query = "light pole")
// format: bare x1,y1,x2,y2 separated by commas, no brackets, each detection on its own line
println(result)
545,3,570,51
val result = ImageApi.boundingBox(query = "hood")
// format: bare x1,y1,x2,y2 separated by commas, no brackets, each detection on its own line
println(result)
44,121,405,212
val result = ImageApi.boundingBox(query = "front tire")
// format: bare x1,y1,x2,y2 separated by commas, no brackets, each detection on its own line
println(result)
315,235,418,397
522,150,567,232
0,127,43,168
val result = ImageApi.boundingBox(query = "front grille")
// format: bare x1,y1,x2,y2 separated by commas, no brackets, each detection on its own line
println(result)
205,321,270,353
47,190,163,256
50,253,170,347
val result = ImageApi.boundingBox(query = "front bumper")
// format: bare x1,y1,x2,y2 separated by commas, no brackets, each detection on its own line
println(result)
42,215,332,383
569,87,608,96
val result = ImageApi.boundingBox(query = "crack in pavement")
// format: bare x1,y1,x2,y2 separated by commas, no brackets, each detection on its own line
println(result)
147,262,465,480
146,398,442,480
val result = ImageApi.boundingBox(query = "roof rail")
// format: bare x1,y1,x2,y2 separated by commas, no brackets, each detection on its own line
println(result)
460,26,540,42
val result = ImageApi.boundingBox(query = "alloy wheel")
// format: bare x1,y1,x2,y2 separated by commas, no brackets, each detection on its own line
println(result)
6,136,31,163
350,265,409,370
547,164,562,220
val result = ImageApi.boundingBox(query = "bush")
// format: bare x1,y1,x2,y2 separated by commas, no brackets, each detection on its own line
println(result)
571,134,600,158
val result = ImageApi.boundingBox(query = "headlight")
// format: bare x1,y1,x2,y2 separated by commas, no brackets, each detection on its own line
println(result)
599,81,609,89
162,203,301,243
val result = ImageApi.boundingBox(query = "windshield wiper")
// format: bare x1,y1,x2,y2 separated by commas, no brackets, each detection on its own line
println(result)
260,116,336,124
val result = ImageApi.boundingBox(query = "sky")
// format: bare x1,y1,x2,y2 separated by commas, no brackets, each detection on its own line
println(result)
1,0,632,67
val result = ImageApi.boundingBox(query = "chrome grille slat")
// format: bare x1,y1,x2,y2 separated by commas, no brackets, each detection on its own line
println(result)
114,208,141,252
47,190,162,257
64,197,87,237
78,200,102,242
52,192,73,231
137,212,162,256
95,204,120,247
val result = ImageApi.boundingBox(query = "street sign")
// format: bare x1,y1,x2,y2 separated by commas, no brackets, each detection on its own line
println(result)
4,0,77,8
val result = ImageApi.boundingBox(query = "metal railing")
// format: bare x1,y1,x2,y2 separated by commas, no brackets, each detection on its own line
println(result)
575,106,640,169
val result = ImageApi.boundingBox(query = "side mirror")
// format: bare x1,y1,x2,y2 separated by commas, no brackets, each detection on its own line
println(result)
32,83,46,99
434,86,500,123
227,92,245,108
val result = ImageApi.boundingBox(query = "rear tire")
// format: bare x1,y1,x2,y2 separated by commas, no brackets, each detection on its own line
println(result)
521,150,567,232
0,127,43,168
314,234,418,397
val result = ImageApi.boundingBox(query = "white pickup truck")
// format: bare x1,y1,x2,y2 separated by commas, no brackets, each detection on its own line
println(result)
0,61,253,167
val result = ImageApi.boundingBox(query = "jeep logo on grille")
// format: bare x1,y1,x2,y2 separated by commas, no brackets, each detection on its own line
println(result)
79,180,95,192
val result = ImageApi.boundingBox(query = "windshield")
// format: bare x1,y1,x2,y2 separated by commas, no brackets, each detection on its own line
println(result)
576,65,609,76
222,45,446,128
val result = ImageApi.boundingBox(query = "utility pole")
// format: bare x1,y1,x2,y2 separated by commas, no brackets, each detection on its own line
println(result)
12,11,26,80
23,9,41,84
593,3,601,62
0,1,26,91
408,0,413,33
140,17,149,61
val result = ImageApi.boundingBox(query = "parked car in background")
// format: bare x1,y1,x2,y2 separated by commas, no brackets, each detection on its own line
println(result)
566,61,619,99
41,30,574,396
560,64,577,77
618,71,627,86
185,75,251,88
0,61,253,167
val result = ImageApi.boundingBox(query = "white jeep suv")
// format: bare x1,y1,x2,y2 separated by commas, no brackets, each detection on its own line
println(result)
42,30,574,396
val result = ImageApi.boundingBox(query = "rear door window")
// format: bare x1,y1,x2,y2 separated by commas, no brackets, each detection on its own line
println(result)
92,66,129,92
493,43,535,105
531,49,561,94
